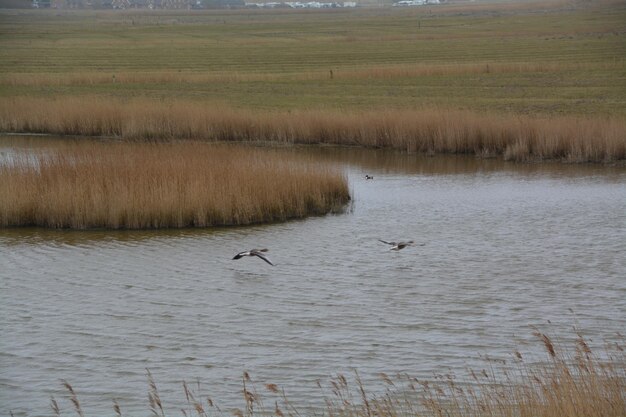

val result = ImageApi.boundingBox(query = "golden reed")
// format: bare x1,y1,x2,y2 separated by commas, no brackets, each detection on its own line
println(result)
44,332,625,417
0,142,350,229
1,97,624,163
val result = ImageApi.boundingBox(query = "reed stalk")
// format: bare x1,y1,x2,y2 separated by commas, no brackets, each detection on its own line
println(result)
33,332,626,417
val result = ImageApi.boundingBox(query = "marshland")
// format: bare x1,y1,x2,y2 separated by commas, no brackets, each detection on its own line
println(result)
1,0,626,415
2,137,625,416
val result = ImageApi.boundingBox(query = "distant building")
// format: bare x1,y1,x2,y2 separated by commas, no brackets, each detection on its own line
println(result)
248,1,346,7
393,0,422,6
393,0,439,6
32,0,350,8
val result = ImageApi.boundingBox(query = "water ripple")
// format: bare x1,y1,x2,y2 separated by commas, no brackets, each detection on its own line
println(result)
2,155,626,416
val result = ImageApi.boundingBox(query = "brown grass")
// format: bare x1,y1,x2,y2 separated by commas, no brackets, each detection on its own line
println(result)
1,97,625,163
411,331,626,417
0,141,350,229
42,331,625,417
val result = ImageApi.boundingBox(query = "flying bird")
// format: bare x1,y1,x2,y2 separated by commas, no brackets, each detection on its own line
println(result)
378,239,423,251
232,248,275,266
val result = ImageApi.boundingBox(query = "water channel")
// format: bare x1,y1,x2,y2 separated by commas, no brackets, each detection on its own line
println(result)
1,136,625,416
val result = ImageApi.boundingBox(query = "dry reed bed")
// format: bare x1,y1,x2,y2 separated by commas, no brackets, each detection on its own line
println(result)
2,61,622,86
0,142,350,229
46,331,625,417
1,97,625,163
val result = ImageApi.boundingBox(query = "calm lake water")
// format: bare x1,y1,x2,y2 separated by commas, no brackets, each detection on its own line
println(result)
1,137,625,416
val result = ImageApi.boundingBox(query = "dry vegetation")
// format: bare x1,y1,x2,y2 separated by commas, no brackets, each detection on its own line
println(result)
1,97,625,162
46,331,625,417
1,0,625,160
0,141,350,229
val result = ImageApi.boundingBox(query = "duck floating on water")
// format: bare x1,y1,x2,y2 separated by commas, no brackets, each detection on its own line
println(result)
232,248,275,266
365,175,374,180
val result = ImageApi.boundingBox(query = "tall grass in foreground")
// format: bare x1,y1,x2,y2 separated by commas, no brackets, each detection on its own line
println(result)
1,97,625,163
44,331,625,417
0,142,350,229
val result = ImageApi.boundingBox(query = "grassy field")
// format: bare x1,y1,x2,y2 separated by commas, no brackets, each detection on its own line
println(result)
0,142,350,228
0,0,625,162
1,0,625,116
46,332,626,417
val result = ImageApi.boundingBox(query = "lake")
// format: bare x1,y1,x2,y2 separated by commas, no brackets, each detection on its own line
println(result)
1,137,625,416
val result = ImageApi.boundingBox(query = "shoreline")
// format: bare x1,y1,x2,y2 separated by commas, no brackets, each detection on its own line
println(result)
3,131,626,167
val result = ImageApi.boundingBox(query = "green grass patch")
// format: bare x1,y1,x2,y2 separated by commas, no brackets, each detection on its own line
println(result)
1,0,625,116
